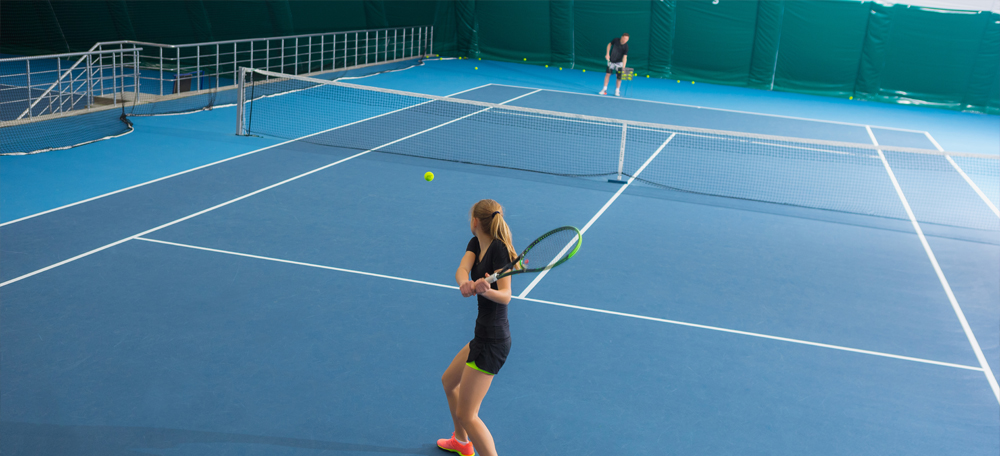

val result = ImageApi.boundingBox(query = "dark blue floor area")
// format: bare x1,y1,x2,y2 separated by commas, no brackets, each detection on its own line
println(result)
2,234,996,455
3,59,998,456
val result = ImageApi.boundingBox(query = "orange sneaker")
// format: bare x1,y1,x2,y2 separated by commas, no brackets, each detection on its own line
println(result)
437,432,475,456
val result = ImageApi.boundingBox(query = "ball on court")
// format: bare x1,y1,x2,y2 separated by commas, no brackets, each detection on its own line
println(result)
559,67,562,70
582,69,586,72
523,58,527,61
545,64,549,67
475,67,478,70
424,172,434,182
677,80,680,83
646,75,649,78
849,96,853,100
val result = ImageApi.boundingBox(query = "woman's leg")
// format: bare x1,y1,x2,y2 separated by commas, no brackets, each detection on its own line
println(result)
441,343,471,441
457,366,498,456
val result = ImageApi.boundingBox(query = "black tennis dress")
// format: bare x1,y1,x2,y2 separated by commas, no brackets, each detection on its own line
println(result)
465,237,513,375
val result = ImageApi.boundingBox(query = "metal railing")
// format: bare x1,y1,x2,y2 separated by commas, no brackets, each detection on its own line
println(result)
92,25,431,98
0,48,141,123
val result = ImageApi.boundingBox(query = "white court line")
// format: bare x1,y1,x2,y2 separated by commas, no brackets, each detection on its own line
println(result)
0,83,494,227
867,126,1000,403
0,90,527,288
487,83,927,133
923,132,1000,218
518,133,676,299
133,236,982,372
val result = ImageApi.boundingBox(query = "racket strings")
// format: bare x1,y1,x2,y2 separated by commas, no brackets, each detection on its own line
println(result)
522,230,581,272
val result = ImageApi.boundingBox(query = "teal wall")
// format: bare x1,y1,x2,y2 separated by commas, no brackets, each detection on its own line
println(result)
2,0,996,114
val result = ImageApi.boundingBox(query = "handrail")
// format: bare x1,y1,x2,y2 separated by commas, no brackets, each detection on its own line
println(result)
0,48,144,62
91,25,430,49
15,48,143,120
14,25,431,122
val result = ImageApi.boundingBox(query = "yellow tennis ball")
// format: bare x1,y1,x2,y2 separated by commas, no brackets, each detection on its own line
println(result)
523,58,527,61
692,81,695,84
559,67,562,70
478,58,481,60
545,64,549,67
677,80,680,83
424,172,434,182
582,69,586,72
849,96,853,100
475,67,478,70
646,75,649,78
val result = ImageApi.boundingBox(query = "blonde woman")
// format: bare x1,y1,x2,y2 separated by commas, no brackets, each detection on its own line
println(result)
437,199,517,456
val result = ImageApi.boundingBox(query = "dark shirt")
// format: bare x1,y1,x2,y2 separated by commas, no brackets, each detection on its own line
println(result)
609,37,628,63
467,237,512,340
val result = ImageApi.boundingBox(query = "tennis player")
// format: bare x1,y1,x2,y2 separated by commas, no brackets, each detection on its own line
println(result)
600,32,629,96
437,199,517,456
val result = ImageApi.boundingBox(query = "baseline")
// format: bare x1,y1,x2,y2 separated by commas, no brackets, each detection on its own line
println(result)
488,83,926,133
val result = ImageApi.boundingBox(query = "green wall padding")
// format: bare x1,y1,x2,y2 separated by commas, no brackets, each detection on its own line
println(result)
477,1,550,64
772,0,870,97
549,0,575,67
647,0,675,78
2,1,997,114
455,0,479,58
747,0,783,90
864,4,988,109
963,13,1000,113
671,0,757,85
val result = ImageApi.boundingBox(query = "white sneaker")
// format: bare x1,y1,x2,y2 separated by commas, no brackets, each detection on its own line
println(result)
599,88,607,95
615,89,620,97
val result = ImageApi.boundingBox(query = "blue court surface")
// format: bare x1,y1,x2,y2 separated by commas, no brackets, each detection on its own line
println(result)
2,58,998,455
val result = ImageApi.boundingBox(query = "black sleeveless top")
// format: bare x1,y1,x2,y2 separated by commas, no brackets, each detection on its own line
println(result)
466,237,512,340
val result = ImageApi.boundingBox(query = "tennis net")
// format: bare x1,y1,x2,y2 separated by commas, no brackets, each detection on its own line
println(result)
238,68,1000,233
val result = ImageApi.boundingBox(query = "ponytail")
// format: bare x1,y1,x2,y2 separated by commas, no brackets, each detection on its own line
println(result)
472,199,517,262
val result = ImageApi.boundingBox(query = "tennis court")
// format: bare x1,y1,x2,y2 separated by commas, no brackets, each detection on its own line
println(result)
3,0,1000,449
2,55,997,455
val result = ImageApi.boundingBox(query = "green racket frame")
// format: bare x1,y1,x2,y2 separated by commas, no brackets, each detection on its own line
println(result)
486,226,582,283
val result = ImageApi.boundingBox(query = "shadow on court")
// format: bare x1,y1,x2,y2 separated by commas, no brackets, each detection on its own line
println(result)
1,421,439,455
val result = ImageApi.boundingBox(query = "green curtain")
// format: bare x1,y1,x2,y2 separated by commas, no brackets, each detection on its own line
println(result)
477,1,550,64
2,0,997,114
671,0,757,85
772,0,870,97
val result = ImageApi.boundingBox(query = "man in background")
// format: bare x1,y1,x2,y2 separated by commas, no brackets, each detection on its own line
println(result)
600,33,629,96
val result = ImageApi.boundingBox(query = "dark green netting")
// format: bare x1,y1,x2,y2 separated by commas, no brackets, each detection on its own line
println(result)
2,1,998,113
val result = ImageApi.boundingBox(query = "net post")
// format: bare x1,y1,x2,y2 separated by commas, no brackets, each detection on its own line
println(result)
430,26,434,57
133,50,139,105
236,67,247,136
617,123,627,181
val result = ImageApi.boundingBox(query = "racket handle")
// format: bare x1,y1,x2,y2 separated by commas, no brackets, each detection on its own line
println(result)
486,273,499,284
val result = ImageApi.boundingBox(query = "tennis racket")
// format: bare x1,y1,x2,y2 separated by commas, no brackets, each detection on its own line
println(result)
485,226,582,284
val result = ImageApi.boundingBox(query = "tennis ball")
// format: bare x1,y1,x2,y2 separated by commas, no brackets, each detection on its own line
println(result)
646,75,649,78
424,172,434,182
478,58,481,60
692,81,695,84
545,64,549,67
523,58,527,61
582,69,586,72
559,67,562,70
475,67,478,70
677,80,680,83
849,96,853,100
